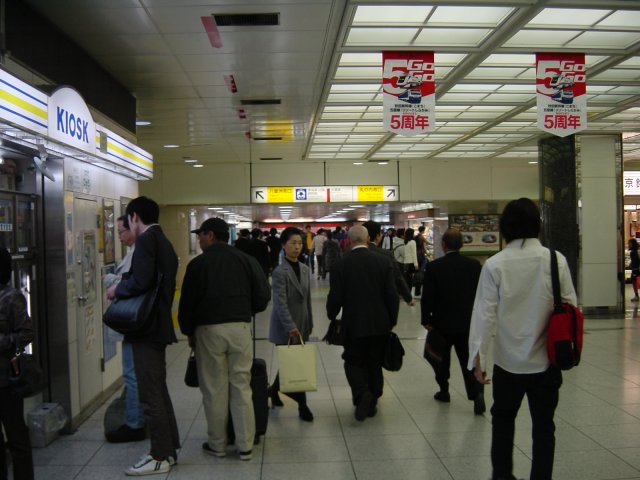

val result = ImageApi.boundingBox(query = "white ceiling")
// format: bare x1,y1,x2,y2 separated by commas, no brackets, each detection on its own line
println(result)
20,0,640,222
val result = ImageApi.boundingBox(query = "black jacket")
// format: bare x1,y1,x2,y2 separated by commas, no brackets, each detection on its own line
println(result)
178,243,271,337
368,242,412,303
116,225,178,345
326,247,399,339
420,251,481,333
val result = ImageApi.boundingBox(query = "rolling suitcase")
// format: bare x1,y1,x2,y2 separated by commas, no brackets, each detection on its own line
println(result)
228,315,269,445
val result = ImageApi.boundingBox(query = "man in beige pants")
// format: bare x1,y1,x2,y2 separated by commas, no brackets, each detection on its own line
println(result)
178,218,270,460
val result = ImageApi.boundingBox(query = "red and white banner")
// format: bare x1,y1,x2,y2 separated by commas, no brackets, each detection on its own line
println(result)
536,53,587,137
383,51,435,136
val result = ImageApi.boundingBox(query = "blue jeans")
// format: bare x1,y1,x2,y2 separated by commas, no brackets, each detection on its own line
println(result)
122,341,145,429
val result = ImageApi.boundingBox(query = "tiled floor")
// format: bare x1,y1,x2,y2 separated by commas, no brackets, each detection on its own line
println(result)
28,280,640,479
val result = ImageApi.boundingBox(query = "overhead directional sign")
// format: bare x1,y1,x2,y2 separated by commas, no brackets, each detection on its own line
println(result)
251,185,398,204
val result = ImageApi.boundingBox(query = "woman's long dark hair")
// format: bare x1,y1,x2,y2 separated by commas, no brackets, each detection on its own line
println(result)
404,228,415,245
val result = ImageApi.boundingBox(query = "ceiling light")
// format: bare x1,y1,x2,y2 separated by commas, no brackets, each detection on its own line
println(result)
528,161,538,164
193,164,204,168
207,207,223,210
353,162,363,165
164,144,180,148
378,161,389,165
184,159,197,163
135,119,151,126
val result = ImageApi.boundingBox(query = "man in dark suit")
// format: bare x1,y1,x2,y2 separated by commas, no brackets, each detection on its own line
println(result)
327,225,399,421
362,220,414,306
421,228,485,414
106,196,180,476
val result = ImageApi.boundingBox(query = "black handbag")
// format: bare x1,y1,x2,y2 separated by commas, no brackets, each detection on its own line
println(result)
184,349,198,387
423,328,447,370
103,272,163,335
322,318,345,346
382,331,405,372
9,350,45,398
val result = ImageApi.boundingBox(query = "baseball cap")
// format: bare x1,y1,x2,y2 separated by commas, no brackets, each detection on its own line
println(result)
191,217,229,235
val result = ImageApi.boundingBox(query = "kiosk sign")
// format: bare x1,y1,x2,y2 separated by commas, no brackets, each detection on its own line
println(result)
536,53,587,137
48,87,96,155
383,51,435,136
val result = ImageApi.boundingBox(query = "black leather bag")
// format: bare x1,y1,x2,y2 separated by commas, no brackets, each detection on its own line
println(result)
103,273,163,335
322,318,345,346
423,328,447,371
184,349,199,387
382,331,405,372
9,351,45,398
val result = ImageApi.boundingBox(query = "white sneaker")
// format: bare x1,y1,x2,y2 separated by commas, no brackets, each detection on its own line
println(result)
125,454,171,476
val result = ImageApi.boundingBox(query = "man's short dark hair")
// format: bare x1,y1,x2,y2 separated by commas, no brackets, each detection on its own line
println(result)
500,197,541,243
0,247,12,284
362,221,381,243
442,228,463,251
269,227,278,236
117,215,129,229
125,196,159,225
281,227,303,245
418,226,425,233
251,228,262,239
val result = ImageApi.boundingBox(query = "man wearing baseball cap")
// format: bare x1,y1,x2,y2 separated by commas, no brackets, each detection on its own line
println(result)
178,217,270,461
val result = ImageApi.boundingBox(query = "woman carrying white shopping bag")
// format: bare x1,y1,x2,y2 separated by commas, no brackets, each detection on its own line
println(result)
268,227,315,422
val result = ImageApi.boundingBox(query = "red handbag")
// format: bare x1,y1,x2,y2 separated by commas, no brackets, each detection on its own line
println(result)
547,250,583,370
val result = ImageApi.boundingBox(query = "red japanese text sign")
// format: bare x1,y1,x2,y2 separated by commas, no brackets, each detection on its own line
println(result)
536,53,587,137
383,51,435,136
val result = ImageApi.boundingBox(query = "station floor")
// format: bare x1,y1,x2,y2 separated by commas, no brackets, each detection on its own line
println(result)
28,279,640,479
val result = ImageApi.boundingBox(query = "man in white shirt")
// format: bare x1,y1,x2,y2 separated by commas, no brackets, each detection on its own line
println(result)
310,229,328,279
468,198,577,480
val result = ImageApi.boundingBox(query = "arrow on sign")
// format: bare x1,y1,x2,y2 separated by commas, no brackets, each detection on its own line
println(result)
386,189,396,198
255,190,264,199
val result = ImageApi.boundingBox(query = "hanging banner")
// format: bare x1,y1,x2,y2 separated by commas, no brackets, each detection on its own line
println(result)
383,51,435,136
536,53,587,137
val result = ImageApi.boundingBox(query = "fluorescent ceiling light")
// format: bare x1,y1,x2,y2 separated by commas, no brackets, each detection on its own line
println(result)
193,164,204,168
164,144,180,148
135,119,151,126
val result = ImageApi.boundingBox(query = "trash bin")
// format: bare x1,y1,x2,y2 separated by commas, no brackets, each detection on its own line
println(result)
27,403,68,448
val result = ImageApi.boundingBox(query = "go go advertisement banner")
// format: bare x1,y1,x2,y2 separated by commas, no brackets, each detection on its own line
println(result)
536,53,587,137
383,51,435,136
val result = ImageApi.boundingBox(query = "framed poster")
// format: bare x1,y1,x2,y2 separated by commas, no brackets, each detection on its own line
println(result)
103,200,115,264
448,214,500,254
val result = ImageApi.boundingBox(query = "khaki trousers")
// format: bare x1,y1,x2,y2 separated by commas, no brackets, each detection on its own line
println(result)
196,322,255,452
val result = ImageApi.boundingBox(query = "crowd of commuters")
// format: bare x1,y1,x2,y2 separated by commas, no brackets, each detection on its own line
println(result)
3,196,583,480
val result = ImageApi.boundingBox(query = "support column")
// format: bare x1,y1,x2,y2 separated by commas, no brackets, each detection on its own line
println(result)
539,136,578,286
539,134,623,312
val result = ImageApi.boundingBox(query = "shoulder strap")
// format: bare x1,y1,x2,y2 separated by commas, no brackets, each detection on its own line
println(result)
550,249,562,308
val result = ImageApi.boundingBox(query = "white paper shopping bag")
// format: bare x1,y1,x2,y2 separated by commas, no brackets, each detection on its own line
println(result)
277,339,317,393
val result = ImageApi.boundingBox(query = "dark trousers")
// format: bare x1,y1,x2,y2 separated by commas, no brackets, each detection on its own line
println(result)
316,255,324,277
272,372,307,406
307,252,315,273
132,342,180,460
342,335,387,405
435,332,483,400
0,387,33,480
491,365,562,480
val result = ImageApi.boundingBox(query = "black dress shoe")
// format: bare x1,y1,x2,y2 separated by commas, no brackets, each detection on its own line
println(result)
268,386,283,407
474,394,486,415
298,405,314,422
434,391,450,402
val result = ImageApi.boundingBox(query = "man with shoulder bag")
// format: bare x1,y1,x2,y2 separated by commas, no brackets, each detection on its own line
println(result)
106,196,180,476
0,246,35,480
